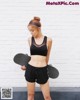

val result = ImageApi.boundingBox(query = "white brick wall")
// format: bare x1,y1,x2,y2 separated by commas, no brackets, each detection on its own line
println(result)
0,0,80,87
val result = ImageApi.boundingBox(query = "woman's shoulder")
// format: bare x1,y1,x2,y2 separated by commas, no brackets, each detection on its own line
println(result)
46,36,52,42
27,36,32,46
28,36,31,41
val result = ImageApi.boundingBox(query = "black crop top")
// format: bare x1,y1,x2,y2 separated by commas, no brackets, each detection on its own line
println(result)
30,36,48,56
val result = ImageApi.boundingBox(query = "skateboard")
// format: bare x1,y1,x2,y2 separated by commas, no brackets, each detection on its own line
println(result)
13,53,59,79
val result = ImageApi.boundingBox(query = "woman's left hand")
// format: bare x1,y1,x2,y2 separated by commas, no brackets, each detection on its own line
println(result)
21,65,27,70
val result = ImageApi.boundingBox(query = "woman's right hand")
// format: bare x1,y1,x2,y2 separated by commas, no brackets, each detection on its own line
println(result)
21,65,27,70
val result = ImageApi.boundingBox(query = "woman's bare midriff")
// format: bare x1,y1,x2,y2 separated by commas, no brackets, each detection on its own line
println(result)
28,55,47,68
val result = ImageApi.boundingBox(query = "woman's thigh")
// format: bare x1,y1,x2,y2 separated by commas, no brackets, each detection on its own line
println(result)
27,81,35,94
40,80,51,97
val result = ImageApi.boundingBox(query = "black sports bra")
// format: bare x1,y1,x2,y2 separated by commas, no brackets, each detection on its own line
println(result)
30,36,48,56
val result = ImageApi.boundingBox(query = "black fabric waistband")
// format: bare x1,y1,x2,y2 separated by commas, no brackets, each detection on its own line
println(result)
27,63,48,69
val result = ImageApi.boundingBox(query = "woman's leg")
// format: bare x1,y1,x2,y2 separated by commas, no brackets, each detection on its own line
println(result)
40,80,52,100
27,81,35,100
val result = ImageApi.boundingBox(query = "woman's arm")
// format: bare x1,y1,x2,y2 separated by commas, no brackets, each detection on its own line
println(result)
21,37,31,70
46,37,52,65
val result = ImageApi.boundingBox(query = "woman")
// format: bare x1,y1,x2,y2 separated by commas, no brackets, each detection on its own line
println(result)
21,16,52,100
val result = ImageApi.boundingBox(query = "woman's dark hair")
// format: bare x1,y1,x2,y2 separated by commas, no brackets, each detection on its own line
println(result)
28,17,41,27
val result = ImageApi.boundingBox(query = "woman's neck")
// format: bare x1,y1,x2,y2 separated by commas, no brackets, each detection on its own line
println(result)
35,32,44,39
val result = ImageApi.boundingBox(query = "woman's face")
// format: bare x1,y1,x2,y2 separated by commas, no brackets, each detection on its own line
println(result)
28,25,39,37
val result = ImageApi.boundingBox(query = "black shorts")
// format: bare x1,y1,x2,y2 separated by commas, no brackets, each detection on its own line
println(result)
24,63,49,84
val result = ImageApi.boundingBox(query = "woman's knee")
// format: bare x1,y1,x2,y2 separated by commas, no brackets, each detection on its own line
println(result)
28,93,34,100
44,95,52,100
